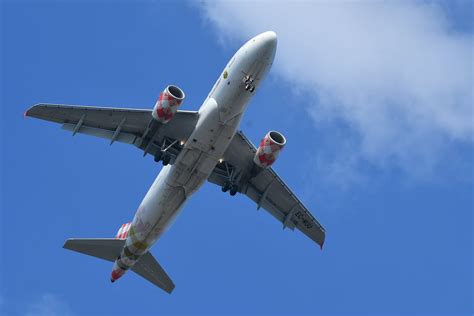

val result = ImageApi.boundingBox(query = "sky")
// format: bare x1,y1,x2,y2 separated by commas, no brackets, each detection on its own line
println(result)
1,1,472,315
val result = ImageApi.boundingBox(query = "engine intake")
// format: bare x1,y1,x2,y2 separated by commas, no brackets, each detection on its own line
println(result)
152,85,185,123
253,130,286,168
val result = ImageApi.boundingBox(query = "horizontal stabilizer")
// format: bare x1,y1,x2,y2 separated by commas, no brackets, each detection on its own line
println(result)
63,238,175,293
64,238,124,262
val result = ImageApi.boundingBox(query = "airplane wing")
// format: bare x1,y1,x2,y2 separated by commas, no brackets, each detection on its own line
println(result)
208,131,326,248
25,103,198,161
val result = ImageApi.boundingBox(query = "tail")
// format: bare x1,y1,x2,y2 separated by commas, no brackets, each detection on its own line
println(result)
63,238,175,293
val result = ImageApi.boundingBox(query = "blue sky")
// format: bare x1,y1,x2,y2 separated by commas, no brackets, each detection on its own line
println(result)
1,1,472,315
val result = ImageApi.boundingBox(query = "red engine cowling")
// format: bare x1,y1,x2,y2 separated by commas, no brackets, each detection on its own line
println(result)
152,85,185,123
253,131,286,168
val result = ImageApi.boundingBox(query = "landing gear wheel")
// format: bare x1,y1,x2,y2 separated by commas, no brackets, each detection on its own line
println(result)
249,86,255,92
229,185,238,196
222,181,231,192
154,151,163,162
245,84,250,91
162,155,171,166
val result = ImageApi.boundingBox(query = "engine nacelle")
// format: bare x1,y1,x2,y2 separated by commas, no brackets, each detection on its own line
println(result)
253,131,286,168
152,85,185,123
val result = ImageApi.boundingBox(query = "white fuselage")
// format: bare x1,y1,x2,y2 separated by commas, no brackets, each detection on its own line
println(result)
113,32,277,275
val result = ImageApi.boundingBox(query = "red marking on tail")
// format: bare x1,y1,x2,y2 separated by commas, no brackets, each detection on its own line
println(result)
115,222,131,240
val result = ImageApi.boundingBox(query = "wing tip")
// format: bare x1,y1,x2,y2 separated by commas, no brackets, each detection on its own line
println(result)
165,284,175,294
24,107,33,118
319,232,326,250
24,103,43,118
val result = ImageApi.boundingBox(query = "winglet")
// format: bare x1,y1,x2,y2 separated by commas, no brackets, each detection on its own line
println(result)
24,104,41,118
24,107,33,118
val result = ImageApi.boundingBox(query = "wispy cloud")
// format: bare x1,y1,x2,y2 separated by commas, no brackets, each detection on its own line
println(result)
198,1,473,184
26,293,72,316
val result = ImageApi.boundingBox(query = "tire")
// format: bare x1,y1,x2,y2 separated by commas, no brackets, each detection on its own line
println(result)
154,151,163,162
249,86,255,92
222,182,231,192
162,155,171,166
229,186,238,196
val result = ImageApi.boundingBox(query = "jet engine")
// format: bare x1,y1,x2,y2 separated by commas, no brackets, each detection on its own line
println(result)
152,85,185,123
253,131,286,168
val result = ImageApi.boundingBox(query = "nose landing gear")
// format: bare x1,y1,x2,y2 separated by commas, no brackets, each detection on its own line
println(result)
243,74,256,93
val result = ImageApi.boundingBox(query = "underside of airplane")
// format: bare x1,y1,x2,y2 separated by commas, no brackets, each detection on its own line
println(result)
26,31,325,293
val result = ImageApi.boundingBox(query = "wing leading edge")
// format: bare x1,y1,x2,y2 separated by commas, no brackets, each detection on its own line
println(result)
208,131,326,248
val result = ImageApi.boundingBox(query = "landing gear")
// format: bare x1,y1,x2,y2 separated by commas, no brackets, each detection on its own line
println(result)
243,74,255,93
220,162,241,196
229,186,238,196
243,75,252,84
162,154,171,166
154,151,163,162
155,152,171,165
221,181,238,195
153,138,178,165
222,181,231,192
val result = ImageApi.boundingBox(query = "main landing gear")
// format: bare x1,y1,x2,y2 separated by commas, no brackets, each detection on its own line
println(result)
154,151,171,166
154,138,178,166
221,181,238,196
220,161,240,196
243,75,255,93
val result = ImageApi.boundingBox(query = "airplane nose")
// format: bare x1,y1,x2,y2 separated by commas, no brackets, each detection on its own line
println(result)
259,31,277,51
262,31,277,44
254,31,277,62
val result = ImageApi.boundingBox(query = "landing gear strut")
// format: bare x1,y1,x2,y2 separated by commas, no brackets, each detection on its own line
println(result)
153,138,179,166
243,74,255,93
220,162,240,196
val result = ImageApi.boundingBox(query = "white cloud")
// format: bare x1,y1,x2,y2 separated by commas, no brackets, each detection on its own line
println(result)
26,293,72,316
198,1,473,183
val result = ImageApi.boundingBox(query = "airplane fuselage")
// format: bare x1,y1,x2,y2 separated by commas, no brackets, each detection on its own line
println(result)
111,32,277,281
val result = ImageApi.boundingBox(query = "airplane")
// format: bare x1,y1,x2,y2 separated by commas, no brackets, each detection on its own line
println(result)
25,31,325,293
